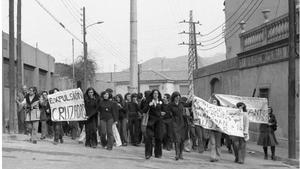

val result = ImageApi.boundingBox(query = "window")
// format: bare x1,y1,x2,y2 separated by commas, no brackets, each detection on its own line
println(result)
179,85,189,95
149,85,159,91
259,88,270,104
2,39,8,50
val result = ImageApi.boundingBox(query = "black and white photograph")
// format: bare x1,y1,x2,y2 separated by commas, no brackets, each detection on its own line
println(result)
1,0,299,168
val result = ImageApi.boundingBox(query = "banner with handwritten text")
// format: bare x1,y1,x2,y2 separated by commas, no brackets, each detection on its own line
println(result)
48,88,87,121
192,96,244,137
214,94,269,123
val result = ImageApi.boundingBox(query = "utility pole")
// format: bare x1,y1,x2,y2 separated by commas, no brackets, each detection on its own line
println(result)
179,10,201,98
16,0,22,91
72,39,75,88
138,64,141,94
82,7,87,91
129,0,138,93
288,0,296,159
9,0,16,133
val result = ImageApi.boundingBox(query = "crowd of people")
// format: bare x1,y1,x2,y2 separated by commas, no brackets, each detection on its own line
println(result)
15,85,278,163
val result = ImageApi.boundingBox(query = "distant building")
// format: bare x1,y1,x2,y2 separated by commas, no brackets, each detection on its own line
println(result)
194,2,299,149
94,70,189,96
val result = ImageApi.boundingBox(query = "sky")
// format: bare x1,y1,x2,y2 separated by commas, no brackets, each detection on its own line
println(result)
2,0,226,72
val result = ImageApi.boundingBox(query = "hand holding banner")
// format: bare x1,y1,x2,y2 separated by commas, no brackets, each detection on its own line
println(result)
193,96,244,137
48,88,87,121
214,94,269,123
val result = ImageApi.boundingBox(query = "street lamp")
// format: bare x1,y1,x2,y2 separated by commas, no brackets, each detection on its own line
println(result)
86,21,104,29
83,21,103,90
82,6,103,91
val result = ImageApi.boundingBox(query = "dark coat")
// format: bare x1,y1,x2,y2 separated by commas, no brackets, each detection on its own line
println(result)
98,99,118,122
117,102,127,120
143,100,166,140
84,97,100,118
39,100,50,121
168,102,186,143
257,113,278,146
126,102,140,119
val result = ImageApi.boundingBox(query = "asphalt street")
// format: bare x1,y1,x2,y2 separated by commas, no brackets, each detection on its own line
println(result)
2,135,298,169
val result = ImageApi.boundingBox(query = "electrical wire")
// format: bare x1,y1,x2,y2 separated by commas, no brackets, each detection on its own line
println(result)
33,0,82,43
201,0,248,37
199,0,263,51
200,0,257,43
201,0,261,46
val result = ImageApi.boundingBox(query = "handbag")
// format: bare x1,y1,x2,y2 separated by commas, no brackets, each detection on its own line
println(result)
141,109,150,134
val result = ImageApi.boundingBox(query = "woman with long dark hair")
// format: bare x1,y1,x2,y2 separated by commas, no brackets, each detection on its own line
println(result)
168,91,186,160
98,91,118,150
257,107,278,160
232,102,249,164
143,89,166,159
115,94,128,146
25,86,40,144
209,97,222,162
84,87,100,148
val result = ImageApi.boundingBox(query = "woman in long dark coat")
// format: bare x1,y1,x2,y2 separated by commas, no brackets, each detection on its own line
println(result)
84,87,100,148
168,91,186,160
257,107,278,160
143,89,166,159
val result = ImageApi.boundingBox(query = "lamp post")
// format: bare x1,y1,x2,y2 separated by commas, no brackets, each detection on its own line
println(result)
82,7,103,91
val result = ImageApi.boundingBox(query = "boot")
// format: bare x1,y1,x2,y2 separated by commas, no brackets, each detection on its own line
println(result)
263,147,268,160
271,146,276,160
179,142,184,160
175,143,179,161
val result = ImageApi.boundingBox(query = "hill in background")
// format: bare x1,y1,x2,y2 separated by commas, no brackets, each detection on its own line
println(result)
136,53,225,71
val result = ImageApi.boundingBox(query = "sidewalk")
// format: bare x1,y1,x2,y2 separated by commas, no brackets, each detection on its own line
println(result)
246,141,299,167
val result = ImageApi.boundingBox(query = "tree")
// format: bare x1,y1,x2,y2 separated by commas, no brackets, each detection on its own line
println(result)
55,52,97,89
74,54,97,87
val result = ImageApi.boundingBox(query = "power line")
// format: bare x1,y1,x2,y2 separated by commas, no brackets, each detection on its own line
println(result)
200,0,263,51
63,1,128,66
60,0,82,26
201,0,247,36
201,0,261,45
200,0,257,43
34,0,82,43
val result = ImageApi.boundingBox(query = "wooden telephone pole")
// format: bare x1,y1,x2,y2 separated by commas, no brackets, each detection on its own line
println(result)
9,0,16,133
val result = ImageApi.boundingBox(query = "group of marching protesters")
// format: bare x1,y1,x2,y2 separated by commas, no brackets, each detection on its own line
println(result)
15,85,278,163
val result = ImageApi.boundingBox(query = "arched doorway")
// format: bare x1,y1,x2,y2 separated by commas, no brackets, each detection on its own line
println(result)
210,77,222,95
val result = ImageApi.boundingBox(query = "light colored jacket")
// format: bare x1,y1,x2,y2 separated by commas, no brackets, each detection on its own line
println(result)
243,113,249,141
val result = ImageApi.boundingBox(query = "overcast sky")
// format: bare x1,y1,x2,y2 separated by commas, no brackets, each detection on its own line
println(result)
2,0,225,72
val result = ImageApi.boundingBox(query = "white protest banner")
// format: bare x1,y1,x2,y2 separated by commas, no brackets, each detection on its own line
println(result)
214,94,269,123
193,96,244,137
48,88,87,121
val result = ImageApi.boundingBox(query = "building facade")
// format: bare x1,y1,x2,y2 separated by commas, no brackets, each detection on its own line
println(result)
94,70,189,97
194,6,299,148
224,0,290,59
2,32,56,131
